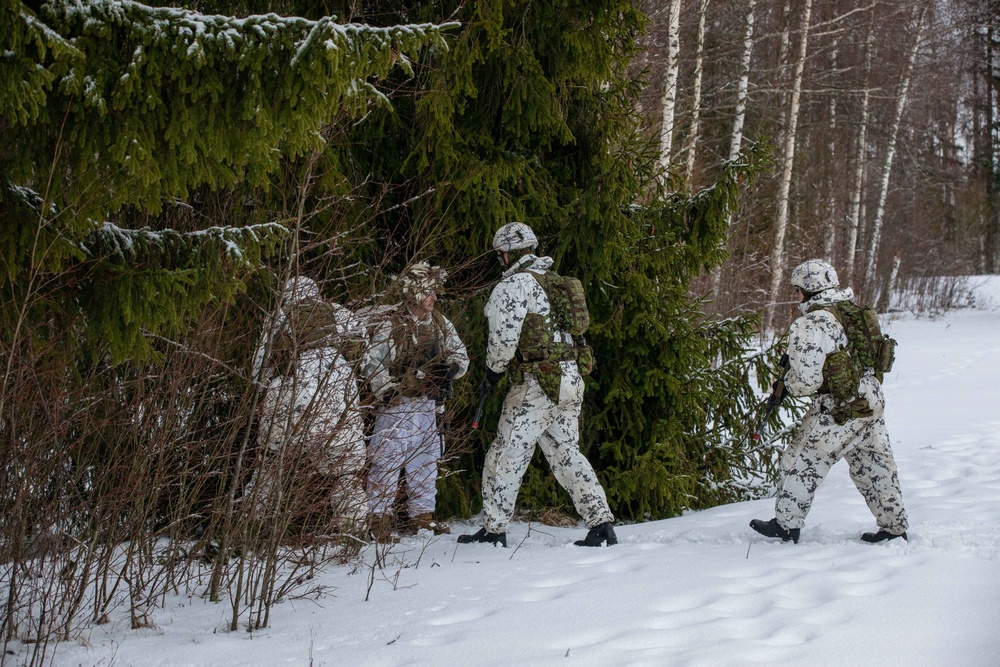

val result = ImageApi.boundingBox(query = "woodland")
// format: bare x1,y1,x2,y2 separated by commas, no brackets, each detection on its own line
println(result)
1,0,997,656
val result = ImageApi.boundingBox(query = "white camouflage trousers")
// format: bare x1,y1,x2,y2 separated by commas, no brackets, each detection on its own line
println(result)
481,371,614,534
367,396,441,518
775,398,908,534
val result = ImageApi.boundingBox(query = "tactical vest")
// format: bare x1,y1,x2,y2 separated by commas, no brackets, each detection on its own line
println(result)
513,269,594,403
270,299,348,376
387,310,452,400
812,301,897,424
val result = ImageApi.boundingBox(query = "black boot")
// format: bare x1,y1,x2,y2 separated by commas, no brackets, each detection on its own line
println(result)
574,522,618,547
861,529,907,543
749,518,800,543
457,527,507,547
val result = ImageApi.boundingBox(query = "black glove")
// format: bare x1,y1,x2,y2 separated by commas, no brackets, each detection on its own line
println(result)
484,367,504,388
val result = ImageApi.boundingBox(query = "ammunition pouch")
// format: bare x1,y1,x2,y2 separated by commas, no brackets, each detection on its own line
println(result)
829,397,874,425
821,349,859,405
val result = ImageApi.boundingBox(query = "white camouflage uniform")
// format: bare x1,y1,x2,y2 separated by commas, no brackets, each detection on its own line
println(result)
775,286,908,534
250,277,368,529
363,300,469,519
480,254,614,534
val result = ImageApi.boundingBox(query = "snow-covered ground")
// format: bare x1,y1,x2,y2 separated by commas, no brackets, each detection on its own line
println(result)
48,278,1000,666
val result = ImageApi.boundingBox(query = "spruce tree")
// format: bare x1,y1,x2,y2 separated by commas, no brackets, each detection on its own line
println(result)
322,0,778,520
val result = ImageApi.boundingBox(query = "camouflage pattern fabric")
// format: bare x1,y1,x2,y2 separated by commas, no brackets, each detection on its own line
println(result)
252,347,368,529
776,287,909,534
366,397,441,517
480,254,614,533
362,308,468,520
362,309,469,401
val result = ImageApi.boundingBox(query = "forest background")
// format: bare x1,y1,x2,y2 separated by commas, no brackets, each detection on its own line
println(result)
2,0,997,656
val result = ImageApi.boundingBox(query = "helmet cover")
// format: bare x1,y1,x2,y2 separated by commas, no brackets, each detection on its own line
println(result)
399,261,447,301
790,259,839,293
492,222,538,253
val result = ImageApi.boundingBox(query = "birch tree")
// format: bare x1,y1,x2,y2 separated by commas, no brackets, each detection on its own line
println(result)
845,15,876,285
765,0,814,331
863,3,929,297
657,0,682,173
683,0,710,186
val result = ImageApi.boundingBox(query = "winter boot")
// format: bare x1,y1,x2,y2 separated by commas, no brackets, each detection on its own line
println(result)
369,514,400,544
861,529,908,543
749,518,800,543
411,513,451,535
456,527,507,547
574,522,618,547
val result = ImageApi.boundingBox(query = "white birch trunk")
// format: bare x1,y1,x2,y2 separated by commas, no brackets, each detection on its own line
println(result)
845,20,876,285
683,0,710,186
863,5,928,292
765,0,813,332
657,0,682,174
728,0,756,163
712,0,757,297
823,38,839,259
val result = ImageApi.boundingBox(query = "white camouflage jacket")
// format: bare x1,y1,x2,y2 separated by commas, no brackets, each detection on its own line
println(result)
484,254,576,376
362,307,469,399
785,287,885,417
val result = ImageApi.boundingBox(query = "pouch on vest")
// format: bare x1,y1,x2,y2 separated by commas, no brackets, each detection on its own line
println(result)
518,312,551,362
822,348,859,404
576,345,594,376
829,397,874,425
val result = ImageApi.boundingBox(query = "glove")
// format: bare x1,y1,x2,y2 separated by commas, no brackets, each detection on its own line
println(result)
484,367,504,390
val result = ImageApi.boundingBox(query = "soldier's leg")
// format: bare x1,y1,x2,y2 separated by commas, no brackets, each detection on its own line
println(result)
404,399,440,518
536,400,613,528
844,418,909,534
482,379,555,533
775,413,858,530
366,403,408,517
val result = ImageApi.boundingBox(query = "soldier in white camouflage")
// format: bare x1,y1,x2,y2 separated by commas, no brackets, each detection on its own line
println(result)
750,259,909,544
363,262,469,541
458,222,617,548
249,275,368,536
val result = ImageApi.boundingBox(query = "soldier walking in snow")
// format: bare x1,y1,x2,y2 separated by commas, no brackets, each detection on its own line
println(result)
363,262,469,542
458,222,617,548
750,259,909,544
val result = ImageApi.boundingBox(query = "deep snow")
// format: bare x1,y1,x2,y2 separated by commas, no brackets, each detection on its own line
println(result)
43,277,1000,666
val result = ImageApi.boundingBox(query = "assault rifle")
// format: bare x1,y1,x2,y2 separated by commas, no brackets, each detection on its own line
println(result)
471,378,490,430
752,353,790,442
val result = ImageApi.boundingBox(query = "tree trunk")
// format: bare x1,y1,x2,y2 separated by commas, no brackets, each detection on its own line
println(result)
765,0,813,332
683,0,709,187
845,16,876,286
863,4,928,298
657,0,682,174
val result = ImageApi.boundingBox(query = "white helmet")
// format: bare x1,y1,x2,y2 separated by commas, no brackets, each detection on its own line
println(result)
281,275,320,308
492,222,538,252
790,259,839,294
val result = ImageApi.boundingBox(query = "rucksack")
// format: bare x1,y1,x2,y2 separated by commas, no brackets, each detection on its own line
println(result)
525,270,590,336
817,301,897,424
512,269,594,402
824,302,897,383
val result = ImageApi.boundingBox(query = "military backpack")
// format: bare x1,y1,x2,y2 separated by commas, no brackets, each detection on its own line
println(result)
514,269,594,402
816,301,897,424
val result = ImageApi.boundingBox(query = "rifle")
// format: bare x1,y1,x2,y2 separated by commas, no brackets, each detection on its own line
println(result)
752,353,790,442
471,378,490,430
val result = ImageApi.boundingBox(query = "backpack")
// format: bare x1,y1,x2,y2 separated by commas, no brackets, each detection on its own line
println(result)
817,301,897,424
513,269,594,402
824,302,897,383
525,270,590,336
